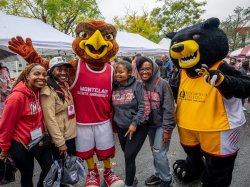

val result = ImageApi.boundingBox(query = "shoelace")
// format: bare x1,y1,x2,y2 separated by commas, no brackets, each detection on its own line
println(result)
106,170,119,182
88,171,98,183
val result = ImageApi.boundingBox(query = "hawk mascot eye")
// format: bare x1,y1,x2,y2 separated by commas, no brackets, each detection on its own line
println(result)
79,32,88,39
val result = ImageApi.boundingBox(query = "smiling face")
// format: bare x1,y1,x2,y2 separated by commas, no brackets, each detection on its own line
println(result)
139,62,153,81
26,65,47,92
52,65,70,83
114,64,131,84
72,20,119,66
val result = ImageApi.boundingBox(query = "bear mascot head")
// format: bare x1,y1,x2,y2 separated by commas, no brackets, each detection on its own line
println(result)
167,17,229,76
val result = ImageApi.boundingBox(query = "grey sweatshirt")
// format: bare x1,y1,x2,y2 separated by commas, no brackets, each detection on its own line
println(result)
112,76,148,129
143,62,176,131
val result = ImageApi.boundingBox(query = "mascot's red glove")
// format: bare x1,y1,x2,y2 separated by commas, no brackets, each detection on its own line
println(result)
8,36,48,69
8,36,35,58
195,64,224,87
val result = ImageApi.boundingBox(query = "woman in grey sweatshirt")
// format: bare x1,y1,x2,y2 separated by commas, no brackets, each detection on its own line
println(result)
136,56,176,187
112,61,149,187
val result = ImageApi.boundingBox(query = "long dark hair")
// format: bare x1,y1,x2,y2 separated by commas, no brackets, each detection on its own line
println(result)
47,68,65,102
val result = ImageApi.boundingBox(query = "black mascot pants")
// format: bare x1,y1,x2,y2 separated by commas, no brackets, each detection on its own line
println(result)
202,151,237,187
183,145,237,187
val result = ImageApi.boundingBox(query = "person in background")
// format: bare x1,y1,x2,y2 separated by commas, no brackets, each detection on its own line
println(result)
239,60,249,76
122,57,132,64
132,53,142,80
40,57,76,161
112,61,149,187
229,57,241,70
0,62,11,120
155,58,166,79
161,54,173,82
229,57,236,66
136,56,176,187
0,63,53,187
169,64,180,89
239,60,250,110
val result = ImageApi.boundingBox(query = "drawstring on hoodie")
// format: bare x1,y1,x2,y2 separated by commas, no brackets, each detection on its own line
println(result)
29,87,41,130
145,77,160,102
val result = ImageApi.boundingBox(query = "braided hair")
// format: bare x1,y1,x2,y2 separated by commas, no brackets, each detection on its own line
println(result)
12,63,43,89
47,67,66,102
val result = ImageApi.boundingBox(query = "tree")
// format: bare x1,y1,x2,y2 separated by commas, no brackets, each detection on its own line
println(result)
150,0,206,35
113,10,161,43
0,0,102,35
221,6,250,51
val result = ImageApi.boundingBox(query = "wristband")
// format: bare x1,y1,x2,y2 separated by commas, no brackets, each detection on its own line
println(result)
163,130,172,134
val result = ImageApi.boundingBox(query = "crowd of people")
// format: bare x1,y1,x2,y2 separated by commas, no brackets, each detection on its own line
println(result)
0,53,177,187
228,57,250,110
0,52,249,187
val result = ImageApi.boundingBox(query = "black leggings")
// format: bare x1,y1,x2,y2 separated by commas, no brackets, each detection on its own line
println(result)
117,124,149,186
9,139,53,187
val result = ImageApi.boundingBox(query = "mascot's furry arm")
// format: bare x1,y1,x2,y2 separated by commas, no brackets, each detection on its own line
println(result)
216,63,250,99
8,36,78,82
170,63,250,101
196,62,250,99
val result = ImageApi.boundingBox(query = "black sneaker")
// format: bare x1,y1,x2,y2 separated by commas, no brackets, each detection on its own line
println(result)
145,175,161,185
158,177,173,187
133,177,138,187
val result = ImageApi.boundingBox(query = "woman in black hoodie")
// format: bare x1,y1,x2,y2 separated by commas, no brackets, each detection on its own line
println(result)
136,56,176,187
112,61,149,187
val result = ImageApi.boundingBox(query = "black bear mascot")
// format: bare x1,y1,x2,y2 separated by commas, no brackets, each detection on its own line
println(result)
167,18,250,187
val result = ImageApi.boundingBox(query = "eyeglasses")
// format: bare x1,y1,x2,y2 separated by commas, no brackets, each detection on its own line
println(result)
139,68,152,73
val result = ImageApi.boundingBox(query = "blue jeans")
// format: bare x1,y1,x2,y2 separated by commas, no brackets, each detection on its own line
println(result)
148,126,171,182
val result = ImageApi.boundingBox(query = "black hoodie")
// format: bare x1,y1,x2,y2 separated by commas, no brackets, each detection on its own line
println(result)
112,76,148,129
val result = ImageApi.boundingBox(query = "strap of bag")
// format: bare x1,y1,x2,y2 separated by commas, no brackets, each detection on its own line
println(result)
15,134,29,150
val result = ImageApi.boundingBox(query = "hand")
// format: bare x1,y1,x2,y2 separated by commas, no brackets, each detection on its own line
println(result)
195,64,225,87
58,144,68,157
0,151,9,160
8,36,35,57
163,132,172,143
124,124,137,140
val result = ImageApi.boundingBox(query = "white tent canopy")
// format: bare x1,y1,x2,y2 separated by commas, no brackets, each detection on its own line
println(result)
0,12,168,57
0,12,74,56
158,38,171,49
117,32,169,55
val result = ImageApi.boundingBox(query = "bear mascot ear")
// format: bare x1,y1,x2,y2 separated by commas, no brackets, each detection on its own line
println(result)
202,17,220,29
166,32,177,39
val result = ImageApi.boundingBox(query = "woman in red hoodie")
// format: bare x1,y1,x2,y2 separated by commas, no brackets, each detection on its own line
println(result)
0,63,53,187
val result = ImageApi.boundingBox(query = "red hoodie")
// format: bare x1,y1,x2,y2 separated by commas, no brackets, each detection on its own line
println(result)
0,81,45,152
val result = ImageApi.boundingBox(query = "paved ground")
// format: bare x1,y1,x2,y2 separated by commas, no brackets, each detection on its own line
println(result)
6,110,250,187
